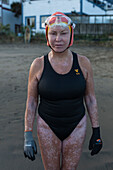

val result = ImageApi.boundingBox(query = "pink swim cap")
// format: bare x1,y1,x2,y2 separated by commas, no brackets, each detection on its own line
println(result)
45,12,75,47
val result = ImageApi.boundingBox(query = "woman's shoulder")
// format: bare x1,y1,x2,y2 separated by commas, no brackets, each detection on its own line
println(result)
30,55,45,72
31,55,44,68
77,54,92,70
76,53,93,79
77,54,90,65
29,55,45,81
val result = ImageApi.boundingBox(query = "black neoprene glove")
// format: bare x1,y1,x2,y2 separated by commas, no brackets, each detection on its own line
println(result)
24,131,37,161
89,127,103,156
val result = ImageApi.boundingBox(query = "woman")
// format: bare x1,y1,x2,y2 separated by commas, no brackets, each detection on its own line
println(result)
24,12,103,170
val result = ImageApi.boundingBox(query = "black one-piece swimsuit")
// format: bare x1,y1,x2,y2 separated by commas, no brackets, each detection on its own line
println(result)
38,52,86,141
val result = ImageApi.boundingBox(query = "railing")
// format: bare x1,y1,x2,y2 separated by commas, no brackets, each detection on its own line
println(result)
67,14,113,35
68,15,113,24
74,23,113,35
87,0,113,11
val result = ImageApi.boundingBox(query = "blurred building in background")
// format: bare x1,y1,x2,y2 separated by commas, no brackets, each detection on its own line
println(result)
0,0,113,34
0,1,2,23
0,0,21,33
22,0,113,34
84,0,113,14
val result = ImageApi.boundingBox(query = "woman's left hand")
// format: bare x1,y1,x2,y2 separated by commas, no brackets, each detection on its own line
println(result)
89,127,103,156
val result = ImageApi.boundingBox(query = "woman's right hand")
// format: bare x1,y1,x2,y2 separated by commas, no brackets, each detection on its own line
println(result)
24,131,37,161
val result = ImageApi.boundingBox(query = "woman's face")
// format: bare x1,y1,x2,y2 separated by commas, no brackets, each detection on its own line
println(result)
48,26,71,53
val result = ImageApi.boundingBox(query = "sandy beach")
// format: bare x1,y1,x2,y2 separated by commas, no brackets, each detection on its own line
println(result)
0,42,113,170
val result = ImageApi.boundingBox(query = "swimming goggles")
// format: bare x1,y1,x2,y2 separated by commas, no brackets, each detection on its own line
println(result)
45,14,75,29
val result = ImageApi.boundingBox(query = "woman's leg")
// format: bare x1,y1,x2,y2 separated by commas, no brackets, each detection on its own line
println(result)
37,115,61,170
61,115,87,170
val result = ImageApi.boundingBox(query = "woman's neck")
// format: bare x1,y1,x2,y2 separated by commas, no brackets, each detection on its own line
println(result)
49,49,72,61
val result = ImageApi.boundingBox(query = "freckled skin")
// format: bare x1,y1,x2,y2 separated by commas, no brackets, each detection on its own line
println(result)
24,25,99,169
37,115,87,170
61,115,87,170
24,58,44,131
78,55,99,127
37,116,61,170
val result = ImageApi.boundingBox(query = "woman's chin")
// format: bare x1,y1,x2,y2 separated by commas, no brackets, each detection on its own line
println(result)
52,47,68,53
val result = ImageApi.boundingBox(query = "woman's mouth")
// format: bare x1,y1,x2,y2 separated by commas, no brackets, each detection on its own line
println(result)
55,44,63,47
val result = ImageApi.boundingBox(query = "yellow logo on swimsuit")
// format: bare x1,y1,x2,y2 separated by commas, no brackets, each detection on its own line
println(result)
74,69,80,75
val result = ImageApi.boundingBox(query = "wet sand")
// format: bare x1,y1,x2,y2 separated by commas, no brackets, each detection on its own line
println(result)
0,42,113,170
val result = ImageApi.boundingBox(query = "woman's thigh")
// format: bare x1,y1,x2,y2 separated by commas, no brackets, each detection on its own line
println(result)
61,115,87,170
37,115,61,170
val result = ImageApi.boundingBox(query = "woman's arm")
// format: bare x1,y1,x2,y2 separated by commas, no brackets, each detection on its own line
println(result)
25,60,38,131
24,57,44,161
25,57,43,131
78,54,99,127
79,55,103,155
84,58,99,128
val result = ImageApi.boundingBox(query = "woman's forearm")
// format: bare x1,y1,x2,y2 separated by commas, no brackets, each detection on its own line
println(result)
85,95,99,128
25,96,38,131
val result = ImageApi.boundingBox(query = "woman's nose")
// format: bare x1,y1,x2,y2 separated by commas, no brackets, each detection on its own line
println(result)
56,34,61,41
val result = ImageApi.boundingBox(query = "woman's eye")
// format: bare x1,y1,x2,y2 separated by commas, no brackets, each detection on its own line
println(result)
61,32,67,35
49,32,56,35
